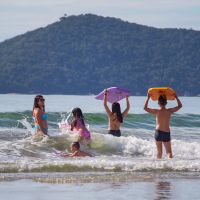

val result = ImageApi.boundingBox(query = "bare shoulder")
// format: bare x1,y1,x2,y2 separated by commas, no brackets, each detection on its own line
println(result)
73,151,91,157
108,112,115,120
33,108,40,115
112,113,117,117
147,108,159,115
167,108,176,113
166,108,172,112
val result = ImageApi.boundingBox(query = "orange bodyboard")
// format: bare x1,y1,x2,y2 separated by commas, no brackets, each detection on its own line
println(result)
148,87,176,101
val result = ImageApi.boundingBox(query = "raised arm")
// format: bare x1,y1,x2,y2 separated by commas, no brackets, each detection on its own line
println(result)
103,90,112,116
168,94,182,113
122,96,130,118
144,94,158,115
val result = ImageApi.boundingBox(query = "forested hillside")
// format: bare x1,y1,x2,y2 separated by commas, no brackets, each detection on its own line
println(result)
0,14,200,95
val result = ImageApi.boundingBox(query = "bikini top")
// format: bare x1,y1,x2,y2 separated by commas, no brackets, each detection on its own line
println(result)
33,110,47,122
41,113,47,121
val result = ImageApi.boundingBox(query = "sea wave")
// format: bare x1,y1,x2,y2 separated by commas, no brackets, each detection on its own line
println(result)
0,111,200,173
0,112,200,129
0,156,200,173
0,131,200,173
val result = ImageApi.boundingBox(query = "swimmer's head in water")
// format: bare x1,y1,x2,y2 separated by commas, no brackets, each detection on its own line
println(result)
71,142,80,151
112,102,123,123
158,95,167,106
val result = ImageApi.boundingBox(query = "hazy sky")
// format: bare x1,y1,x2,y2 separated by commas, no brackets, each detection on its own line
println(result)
0,0,200,41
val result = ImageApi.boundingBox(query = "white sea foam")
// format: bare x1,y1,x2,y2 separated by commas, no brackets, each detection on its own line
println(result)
0,129,200,172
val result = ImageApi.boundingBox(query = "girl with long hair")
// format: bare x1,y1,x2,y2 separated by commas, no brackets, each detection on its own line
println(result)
103,90,130,137
32,95,48,136
70,107,91,143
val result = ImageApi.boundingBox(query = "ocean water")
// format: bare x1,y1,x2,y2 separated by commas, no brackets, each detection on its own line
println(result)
0,94,200,199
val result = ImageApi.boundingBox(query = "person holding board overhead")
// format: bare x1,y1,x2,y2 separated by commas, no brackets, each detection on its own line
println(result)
144,87,182,159
103,89,130,137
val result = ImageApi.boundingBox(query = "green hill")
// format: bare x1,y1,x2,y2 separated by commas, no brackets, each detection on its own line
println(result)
0,14,200,95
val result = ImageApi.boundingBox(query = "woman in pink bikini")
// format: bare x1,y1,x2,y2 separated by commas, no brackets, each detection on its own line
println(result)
70,108,91,144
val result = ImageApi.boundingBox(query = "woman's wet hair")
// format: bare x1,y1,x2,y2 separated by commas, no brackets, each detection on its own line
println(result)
32,95,45,115
71,107,85,129
158,95,167,106
112,102,123,123
72,142,80,150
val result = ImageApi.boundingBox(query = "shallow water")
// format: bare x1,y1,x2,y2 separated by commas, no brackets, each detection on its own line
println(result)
0,95,200,199
0,95,200,174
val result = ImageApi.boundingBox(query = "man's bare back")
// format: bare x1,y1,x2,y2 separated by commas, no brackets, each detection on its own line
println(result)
155,108,171,132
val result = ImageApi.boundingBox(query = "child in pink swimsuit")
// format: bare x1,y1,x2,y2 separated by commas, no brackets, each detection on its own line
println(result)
70,108,91,143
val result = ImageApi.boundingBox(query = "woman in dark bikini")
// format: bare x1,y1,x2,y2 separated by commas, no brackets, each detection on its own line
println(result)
103,90,130,137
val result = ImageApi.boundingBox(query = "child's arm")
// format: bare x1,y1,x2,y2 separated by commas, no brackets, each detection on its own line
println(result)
168,94,182,113
144,94,158,115
122,96,130,118
103,90,112,116
70,119,76,131
60,152,72,157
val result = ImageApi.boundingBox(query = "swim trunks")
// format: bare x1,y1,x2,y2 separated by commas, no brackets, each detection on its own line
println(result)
108,130,121,137
155,129,171,142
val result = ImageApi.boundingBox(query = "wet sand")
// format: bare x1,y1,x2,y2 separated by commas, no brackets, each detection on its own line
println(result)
0,172,200,200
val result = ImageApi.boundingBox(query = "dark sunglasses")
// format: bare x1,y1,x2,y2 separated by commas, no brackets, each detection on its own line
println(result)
39,98,45,102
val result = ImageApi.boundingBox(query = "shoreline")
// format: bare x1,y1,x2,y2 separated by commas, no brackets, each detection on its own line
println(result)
0,171,200,184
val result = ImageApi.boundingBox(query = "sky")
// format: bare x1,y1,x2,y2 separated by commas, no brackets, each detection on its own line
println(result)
0,0,200,42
